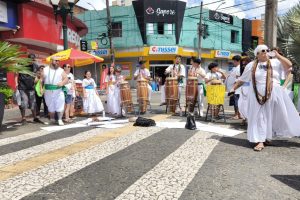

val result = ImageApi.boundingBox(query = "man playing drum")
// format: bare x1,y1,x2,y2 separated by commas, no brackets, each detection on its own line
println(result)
165,55,186,116
188,58,206,116
134,61,152,113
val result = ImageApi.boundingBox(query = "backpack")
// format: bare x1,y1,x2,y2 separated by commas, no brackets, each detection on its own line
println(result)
185,114,197,130
133,117,156,127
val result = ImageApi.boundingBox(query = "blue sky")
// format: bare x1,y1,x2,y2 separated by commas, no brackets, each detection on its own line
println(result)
76,0,300,19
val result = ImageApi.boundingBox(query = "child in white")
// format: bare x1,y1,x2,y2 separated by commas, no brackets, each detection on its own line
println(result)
82,70,104,114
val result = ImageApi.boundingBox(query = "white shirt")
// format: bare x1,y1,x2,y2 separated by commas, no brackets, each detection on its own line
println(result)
189,66,206,84
205,72,223,81
165,63,186,86
134,68,150,80
227,65,241,94
66,73,75,95
43,66,64,85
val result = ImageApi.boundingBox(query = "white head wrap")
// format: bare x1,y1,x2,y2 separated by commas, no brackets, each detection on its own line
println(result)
254,44,269,56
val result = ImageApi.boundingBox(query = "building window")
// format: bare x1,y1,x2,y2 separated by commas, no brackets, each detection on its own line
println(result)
165,24,175,35
157,22,164,35
231,30,239,43
147,23,155,35
112,22,122,37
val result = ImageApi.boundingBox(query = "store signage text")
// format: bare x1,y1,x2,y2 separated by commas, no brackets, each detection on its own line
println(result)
215,50,231,58
91,49,110,57
60,28,80,47
209,10,233,25
0,1,8,23
149,46,178,54
146,7,175,17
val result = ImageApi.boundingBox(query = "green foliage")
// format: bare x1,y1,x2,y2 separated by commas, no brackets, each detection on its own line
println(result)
0,41,33,76
277,3,300,65
0,84,14,104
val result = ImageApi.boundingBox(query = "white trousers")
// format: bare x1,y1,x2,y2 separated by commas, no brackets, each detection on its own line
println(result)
44,90,65,113
197,85,205,112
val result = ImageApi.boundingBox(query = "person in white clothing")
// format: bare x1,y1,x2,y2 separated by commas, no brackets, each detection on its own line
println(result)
205,62,227,84
82,70,104,115
43,57,68,126
63,64,76,123
134,60,152,102
165,55,186,115
230,44,300,151
105,65,119,115
188,58,206,116
228,55,242,120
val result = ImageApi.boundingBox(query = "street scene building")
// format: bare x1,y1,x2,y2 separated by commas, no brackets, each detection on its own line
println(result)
0,0,299,199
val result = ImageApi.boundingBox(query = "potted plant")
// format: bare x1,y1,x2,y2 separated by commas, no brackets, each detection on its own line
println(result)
0,41,32,128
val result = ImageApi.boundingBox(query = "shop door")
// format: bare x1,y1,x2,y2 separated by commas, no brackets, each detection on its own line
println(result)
150,65,168,86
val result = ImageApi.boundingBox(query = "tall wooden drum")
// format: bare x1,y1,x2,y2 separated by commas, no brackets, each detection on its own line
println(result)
165,77,178,113
137,80,149,112
120,81,133,112
186,77,198,112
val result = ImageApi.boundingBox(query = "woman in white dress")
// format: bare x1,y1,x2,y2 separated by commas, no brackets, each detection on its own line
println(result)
115,66,125,116
237,56,252,125
105,65,120,115
230,44,300,151
82,70,104,115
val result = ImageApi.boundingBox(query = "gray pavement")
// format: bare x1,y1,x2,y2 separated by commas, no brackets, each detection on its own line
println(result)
0,91,299,200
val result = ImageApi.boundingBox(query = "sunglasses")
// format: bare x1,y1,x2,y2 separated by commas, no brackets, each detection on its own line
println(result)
261,49,270,53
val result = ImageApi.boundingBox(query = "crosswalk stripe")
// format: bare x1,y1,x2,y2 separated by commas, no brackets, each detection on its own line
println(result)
0,126,167,200
115,131,219,200
0,128,109,168
0,130,56,147
0,114,169,181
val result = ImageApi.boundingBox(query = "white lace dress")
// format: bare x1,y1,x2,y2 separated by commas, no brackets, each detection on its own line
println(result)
82,78,104,114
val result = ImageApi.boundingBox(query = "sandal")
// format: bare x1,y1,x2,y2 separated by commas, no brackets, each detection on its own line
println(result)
253,144,264,151
230,115,239,120
264,140,273,146
63,119,73,123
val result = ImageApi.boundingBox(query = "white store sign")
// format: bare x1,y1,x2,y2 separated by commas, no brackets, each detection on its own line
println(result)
215,50,231,58
60,28,81,47
0,1,8,23
149,46,178,54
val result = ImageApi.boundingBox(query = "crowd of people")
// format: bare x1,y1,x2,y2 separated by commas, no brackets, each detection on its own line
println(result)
14,45,300,151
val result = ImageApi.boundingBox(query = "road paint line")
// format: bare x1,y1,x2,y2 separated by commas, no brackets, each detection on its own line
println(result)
0,126,167,200
116,132,220,200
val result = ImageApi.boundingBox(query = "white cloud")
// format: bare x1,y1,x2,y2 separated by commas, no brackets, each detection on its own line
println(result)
76,0,108,10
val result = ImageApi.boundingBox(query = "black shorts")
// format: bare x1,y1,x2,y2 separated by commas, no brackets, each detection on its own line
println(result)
19,90,36,110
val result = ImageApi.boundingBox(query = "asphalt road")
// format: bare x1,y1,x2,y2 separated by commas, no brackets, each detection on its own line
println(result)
0,91,299,200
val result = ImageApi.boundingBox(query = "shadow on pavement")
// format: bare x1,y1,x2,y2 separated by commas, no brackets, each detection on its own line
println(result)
271,175,300,191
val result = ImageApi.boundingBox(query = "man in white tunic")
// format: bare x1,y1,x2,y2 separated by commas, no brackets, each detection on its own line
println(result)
230,45,300,151
165,55,186,115
134,61,152,101
43,57,68,126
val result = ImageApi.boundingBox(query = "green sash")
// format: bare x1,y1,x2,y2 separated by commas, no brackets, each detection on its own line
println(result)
294,83,300,107
44,84,62,90
280,79,285,86
199,83,206,96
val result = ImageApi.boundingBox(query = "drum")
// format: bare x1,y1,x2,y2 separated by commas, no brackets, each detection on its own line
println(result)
165,77,178,113
186,77,198,112
119,81,133,112
211,79,223,85
137,80,149,112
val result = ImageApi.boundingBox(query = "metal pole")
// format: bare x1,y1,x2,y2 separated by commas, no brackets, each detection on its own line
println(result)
61,6,69,50
197,1,203,59
106,0,115,63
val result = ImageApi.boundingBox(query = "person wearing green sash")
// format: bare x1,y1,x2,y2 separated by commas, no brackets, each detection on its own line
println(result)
43,57,68,126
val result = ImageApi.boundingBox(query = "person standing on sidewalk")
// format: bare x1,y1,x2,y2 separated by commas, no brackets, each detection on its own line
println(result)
63,64,76,123
14,54,45,124
35,65,48,118
43,57,68,126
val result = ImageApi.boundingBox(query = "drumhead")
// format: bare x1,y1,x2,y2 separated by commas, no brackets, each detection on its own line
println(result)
166,77,178,80
120,81,128,84
187,77,198,80
211,80,222,84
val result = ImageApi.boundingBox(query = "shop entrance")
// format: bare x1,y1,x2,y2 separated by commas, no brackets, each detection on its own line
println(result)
150,64,169,89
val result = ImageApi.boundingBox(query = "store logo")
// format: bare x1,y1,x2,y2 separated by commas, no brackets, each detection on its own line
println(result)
146,7,155,15
149,46,178,54
215,50,231,58
60,28,80,47
145,7,176,17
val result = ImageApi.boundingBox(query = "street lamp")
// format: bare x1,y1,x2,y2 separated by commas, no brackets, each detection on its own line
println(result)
51,0,76,50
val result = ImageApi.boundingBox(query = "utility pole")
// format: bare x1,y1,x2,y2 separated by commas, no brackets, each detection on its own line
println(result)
197,1,203,59
264,0,278,48
106,0,115,63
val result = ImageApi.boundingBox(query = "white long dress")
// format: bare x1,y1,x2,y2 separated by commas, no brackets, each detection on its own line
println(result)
238,59,300,143
105,75,120,115
82,78,104,114
238,82,250,119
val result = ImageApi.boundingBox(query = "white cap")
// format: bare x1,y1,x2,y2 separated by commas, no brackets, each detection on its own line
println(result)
254,44,269,56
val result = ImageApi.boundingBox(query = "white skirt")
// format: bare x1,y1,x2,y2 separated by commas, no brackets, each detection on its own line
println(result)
83,89,104,114
106,85,121,115
238,85,250,119
44,89,65,113
242,84,300,143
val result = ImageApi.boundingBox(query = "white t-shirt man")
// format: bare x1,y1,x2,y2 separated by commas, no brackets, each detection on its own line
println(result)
165,63,186,87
